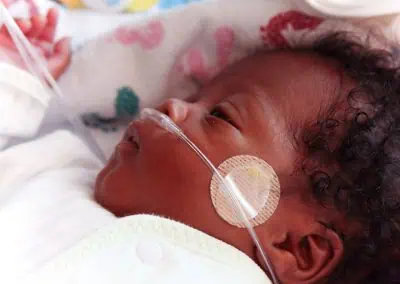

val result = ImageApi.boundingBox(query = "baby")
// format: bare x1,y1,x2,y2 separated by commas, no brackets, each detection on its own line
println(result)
1,8,399,284
94,33,400,283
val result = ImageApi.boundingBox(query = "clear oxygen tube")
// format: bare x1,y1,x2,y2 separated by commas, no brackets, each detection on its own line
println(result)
0,2,107,163
140,108,279,284
0,4,278,282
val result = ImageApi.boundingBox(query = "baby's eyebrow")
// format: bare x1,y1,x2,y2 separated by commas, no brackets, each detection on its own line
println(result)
252,87,296,148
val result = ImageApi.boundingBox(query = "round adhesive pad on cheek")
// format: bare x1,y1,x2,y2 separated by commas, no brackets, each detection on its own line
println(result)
210,155,280,228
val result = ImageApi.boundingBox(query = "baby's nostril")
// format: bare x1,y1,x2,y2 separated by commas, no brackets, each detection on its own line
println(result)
160,105,170,118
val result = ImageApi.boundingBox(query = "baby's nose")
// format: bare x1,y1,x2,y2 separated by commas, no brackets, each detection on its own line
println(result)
158,98,189,124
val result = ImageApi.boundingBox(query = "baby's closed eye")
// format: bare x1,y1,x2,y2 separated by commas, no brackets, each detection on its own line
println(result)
208,103,240,130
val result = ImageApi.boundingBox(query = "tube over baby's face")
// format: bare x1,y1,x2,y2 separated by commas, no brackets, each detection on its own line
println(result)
95,50,355,283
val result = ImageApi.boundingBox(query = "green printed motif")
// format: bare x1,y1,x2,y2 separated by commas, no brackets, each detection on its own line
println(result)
82,86,140,132
115,87,140,117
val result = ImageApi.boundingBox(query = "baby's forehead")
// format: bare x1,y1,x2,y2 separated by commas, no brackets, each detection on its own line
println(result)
202,50,354,124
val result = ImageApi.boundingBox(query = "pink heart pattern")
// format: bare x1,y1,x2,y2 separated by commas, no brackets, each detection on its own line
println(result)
260,11,323,48
179,26,235,83
109,21,164,50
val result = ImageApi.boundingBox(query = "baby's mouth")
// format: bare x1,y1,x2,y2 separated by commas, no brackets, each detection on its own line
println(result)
117,123,140,154
127,135,140,151
126,124,140,151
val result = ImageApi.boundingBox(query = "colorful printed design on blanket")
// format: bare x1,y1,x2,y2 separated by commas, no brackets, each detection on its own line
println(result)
158,0,202,10
178,26,235,83
107,20,164,50
58,0,202,12
82,86,140,132
260,11,323,48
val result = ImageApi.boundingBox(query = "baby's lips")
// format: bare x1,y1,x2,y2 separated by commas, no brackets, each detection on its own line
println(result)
116,122,142,159
125,121,140,146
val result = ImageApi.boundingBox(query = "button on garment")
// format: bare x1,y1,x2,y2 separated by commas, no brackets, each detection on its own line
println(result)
136,239,164,265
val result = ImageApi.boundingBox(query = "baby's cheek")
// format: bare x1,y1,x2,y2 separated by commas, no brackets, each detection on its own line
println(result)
94,160,137,215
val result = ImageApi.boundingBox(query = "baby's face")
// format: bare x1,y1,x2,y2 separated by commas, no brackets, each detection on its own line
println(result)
95,51,353,282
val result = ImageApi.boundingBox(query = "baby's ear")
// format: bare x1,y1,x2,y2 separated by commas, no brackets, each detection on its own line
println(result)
260,224,344,284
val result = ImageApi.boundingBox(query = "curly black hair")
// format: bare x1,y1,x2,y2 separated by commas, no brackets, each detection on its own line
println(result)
298,32,400,283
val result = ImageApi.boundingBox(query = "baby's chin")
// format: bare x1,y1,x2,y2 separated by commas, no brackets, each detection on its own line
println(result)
93,169,110,207
92,152,147,217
